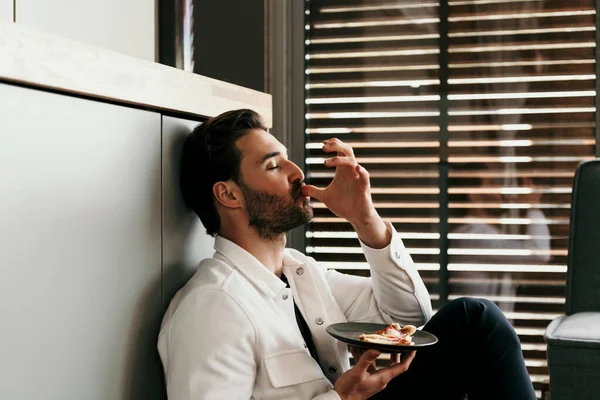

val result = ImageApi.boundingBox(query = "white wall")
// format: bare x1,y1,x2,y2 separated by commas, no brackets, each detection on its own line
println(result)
16,0,155,61
0,0,13,22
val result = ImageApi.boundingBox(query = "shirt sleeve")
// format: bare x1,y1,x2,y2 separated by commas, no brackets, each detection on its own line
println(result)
162,288,258,400
324,221,433,327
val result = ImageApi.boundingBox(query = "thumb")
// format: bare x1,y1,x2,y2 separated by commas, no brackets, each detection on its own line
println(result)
355,349,380,372
301,184,325,201
355,164,370,187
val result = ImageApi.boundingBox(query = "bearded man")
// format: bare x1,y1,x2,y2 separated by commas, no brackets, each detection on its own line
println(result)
157,109,536,400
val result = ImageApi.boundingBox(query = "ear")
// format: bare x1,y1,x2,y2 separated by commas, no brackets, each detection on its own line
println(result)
213,181,242,209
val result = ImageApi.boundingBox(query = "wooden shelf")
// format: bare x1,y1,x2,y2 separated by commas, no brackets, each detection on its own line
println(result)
0,21,272,125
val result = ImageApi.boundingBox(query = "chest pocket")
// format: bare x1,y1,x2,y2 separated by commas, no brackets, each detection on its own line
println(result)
264,350,326,388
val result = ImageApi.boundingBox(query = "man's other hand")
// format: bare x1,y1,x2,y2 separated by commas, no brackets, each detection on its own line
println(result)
333,349,416,400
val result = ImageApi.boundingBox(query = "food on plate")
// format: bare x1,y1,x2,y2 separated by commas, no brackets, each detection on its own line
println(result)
358,323,416,345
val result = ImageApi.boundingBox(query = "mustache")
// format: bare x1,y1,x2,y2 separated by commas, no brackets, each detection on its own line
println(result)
291,180,304,199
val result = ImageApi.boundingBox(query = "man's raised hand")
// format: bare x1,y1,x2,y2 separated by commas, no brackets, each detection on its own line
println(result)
301,138,376,226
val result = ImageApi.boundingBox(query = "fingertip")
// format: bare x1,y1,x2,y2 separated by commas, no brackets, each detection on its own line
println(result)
302,184,324,201
365,349,381,359
301,184,316,196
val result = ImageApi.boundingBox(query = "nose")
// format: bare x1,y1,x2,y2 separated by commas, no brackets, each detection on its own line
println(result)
285,159,305,184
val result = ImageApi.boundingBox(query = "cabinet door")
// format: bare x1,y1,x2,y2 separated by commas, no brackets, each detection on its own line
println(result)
161,116,215,311
0,83,162,400
0,0,12,22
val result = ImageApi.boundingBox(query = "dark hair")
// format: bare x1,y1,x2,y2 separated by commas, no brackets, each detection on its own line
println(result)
180,109,267,236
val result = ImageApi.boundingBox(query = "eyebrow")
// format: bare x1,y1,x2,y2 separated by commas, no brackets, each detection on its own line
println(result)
259,149,288,164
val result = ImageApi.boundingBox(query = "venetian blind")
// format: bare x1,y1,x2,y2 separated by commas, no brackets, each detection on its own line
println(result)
304,0,597,396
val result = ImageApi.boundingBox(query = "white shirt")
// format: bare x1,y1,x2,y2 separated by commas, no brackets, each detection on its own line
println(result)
157,222,432,400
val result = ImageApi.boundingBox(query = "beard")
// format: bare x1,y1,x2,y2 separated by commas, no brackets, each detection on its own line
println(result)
238,179,313,241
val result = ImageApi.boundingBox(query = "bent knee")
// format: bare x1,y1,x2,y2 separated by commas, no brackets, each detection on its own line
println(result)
449,296,496,310
447,297,506,320
449,298,519,341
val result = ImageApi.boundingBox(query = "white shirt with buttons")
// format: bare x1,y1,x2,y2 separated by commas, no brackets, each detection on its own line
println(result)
158,221,433,400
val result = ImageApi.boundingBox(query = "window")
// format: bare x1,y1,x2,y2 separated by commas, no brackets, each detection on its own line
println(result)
304,0,598,395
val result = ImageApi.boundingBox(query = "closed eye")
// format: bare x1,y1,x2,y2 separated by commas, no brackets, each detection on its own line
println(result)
267,165,280,170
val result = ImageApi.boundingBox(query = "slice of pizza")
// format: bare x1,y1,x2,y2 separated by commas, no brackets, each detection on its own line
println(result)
358,323,417,346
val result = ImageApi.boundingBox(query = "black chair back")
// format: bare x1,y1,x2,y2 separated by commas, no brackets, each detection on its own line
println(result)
566,159,600,315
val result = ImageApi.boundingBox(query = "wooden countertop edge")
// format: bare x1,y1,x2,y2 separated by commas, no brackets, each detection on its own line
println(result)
0,21,272,126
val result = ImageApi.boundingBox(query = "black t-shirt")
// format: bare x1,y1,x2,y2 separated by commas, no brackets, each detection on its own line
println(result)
281,273,320,364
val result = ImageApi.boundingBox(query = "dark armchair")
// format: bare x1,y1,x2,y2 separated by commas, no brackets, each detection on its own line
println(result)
544,159,600,400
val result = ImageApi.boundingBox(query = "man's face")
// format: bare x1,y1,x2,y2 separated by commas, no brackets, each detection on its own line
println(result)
234,129,313,240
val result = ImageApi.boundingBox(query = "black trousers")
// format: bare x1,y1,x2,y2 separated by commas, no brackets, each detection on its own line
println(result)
372,297,537,400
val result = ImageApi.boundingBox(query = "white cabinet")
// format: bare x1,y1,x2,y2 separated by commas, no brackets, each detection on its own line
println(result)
0,83,162,399
0,0,12,22
16,0,155,61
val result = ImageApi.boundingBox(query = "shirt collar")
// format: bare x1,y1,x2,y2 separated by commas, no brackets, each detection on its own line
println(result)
214,235,302,297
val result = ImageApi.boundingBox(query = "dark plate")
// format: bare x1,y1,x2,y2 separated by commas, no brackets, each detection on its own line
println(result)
326,322,438,353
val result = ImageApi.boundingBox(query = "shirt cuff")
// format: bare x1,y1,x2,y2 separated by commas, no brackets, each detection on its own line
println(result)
358,220,395,252
358,220,413,271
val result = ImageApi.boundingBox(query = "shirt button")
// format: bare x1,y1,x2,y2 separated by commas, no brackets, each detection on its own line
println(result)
329,366,337,374
315,317,324,325
296,267,304,275
394,251,401,259
282,293,289,300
